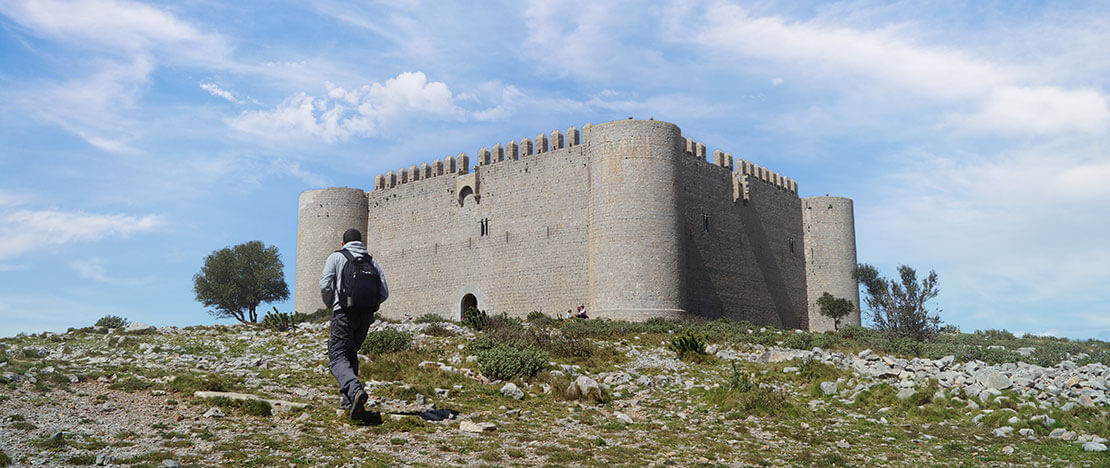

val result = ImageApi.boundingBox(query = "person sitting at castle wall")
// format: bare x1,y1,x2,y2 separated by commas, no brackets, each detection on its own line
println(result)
576,305,588,319
319,228,389,422
566,309,574,320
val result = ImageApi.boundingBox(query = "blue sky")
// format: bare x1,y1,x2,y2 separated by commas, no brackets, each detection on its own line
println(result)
1,0,1107,340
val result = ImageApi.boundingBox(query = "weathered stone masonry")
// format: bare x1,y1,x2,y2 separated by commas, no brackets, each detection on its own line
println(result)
295,119,860,331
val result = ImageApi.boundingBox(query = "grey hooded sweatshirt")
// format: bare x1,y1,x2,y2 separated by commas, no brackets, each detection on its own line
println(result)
319,241,389,311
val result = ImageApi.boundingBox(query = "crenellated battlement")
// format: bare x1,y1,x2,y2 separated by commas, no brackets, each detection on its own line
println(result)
373,124,585,191
371,120,796,196
679,135,797,195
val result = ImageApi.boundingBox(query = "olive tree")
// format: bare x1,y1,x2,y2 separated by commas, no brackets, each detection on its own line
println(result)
853,263,943,341
193,241,289,323
816,292,854,331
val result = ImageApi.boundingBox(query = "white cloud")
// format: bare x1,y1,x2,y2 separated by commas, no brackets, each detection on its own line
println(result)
955,86,1110,135
771,77,784,86
1,0,232,151
200,83,244,104
0,0,230,64
0,209,162,260
70,257,149,285
272,160,328,187
230,71,464,143
472,85,526,122
683,2,1110,136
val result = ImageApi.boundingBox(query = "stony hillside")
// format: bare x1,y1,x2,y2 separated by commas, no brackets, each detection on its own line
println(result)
1,316,1108,467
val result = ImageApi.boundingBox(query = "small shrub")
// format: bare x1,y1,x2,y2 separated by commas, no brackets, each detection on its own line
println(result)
360,329,412,355
837,324,871,340
65,454,96,465
294,308,332,323
422,323,456,337
476,343,548,380
545,334,594,359
95,315,129,329
0,450,11,467
206,396,272,417
976,329,1016,341
414,313,448,323
781,332,812,350
167,372,239,394
669,330,707,359
726,363,754,392
110,377,153,393
261,307,296,332
526,310,546,321
462,307,488,331
797,357,839,383
1078,350,1110,367
883,336,924,357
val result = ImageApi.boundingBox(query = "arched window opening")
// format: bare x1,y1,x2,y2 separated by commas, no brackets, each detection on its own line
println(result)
458,186,474,206
460,294,478,319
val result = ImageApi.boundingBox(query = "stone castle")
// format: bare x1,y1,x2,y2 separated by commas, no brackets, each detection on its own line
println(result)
295,119,860,331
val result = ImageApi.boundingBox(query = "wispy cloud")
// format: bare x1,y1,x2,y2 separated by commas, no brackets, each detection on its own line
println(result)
0,209,162,260
200,82,244,104
0,0,232,151
70,257,150,285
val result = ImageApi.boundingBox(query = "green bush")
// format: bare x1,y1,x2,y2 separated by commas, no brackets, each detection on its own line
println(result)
526,310,547,321
95,315,129,329
477,343,548,380
463,307,488,331
167,372,239,394
295,308,333,323
422,323,456,337
0,450,11,467
360,328,412,355
545,333,595,359
727,363,754,392
669,330,707,359
781,332,812,350
414,313,448,323
205,396,272,417
1078,350,1110,367
261,308,296,332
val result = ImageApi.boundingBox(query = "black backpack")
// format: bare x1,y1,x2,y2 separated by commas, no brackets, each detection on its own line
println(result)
336,250,381,313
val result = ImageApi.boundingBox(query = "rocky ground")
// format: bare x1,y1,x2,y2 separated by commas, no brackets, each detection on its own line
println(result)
1,318,1108,467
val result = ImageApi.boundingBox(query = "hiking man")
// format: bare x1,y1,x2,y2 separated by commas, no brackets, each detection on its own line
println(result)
320,228,389,420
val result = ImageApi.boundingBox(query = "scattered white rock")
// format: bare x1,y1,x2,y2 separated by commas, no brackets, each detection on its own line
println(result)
615,412,634,424
820,381,838,396
993,426,1014,437
459,421,496,433
203,407,225,418
500,382,524,400
1083,442,1108,452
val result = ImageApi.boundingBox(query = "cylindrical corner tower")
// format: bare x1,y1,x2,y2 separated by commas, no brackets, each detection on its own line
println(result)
295,187,369,314
586,119,686,320
802,196,861,331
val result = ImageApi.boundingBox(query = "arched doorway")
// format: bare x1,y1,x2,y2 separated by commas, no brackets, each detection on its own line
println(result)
460,294,478,319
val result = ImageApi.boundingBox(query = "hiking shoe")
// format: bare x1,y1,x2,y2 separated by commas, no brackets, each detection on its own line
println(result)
349,389,369,421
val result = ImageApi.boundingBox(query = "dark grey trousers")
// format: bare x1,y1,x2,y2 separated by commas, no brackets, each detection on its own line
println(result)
327,309,373,406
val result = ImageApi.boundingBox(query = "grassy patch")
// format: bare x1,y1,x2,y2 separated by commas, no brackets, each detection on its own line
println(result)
202,396,273,417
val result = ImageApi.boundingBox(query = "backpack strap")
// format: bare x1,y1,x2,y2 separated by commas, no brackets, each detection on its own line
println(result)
338,249,355,261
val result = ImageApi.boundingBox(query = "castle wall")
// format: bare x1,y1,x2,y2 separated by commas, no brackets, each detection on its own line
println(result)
676,150,808,328
802,196,861,331
294,187,368,315
363,137,590,320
